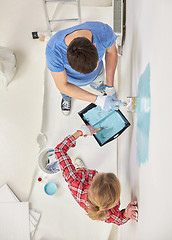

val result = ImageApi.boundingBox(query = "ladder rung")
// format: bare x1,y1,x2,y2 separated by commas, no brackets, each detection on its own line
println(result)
45,0,77,3
49,18,79,22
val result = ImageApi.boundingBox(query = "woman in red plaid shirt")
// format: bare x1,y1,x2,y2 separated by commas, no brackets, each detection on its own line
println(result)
55,125,138,225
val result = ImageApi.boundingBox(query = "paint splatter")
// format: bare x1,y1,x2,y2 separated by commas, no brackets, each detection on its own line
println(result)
136,63,151,165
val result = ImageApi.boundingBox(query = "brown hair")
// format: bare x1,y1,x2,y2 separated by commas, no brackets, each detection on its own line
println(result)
67,37,98,74
87,173,121,221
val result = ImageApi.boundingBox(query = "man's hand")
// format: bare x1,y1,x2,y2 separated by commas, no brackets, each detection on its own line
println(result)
105,85,116,96
124,201,138,221
95,94,126,111
77,125,101,137
105,86,118,102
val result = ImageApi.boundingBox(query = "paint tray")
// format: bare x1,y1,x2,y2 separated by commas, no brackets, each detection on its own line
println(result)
78,103,130,146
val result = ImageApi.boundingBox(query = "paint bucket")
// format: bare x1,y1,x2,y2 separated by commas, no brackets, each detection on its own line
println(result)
44,182,57,196
38,147,60,175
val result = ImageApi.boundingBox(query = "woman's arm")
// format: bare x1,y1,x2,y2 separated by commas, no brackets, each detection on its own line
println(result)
72,130,82,139
55,126,101,184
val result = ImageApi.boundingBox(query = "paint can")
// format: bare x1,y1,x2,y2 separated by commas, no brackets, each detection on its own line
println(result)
38,147,60,175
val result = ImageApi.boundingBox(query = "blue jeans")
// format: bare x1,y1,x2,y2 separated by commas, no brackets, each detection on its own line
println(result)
61,66,106,101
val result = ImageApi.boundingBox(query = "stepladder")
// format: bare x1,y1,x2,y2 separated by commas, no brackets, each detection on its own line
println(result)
32,0,81,41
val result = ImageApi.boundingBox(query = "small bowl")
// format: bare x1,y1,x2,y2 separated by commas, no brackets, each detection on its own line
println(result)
44,182,57,195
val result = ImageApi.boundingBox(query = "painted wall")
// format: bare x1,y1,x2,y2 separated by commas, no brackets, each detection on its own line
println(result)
117,0,172,239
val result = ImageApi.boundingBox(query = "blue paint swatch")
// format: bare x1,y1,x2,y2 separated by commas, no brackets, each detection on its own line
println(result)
83,107,126,145
136,63,151,165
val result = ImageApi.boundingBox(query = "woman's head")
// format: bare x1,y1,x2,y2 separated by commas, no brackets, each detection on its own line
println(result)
67,37,98,74
87,173,121,221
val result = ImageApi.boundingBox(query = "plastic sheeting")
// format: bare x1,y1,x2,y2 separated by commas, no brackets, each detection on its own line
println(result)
0,46,16,86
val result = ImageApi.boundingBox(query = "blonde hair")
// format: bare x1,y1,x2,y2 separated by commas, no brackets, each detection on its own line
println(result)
87,173,121,221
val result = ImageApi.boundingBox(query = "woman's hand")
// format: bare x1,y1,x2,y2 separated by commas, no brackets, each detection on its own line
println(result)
77,125,101,137
124,201,138,221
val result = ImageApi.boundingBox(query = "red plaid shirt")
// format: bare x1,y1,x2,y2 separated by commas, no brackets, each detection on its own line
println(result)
55,135,129,225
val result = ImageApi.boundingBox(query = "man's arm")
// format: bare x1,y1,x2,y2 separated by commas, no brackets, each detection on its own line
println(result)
51,70,97,103
105,42,118,87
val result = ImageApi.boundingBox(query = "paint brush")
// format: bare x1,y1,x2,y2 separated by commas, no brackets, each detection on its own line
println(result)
95,127,104,132
126,97,136,112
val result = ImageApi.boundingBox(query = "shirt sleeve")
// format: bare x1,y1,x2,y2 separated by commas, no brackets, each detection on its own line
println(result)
101,24,117,49
105,201,130,225
55,135,80,184
46,44,65,72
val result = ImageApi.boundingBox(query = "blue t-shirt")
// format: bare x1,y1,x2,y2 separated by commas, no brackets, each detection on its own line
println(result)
46,21,117,87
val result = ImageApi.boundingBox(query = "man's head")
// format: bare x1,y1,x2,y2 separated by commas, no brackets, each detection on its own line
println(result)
87,173,121,220
67,37,98,74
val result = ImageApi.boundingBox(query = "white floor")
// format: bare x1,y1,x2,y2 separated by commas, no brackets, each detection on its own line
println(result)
1,0,172,240
29,66,118,240
0,1,118,240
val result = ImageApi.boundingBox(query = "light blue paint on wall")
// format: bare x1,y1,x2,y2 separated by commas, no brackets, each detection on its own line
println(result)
135,63,151,165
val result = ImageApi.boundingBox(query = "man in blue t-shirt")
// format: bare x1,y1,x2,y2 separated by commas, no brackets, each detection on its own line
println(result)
46,21,125,115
